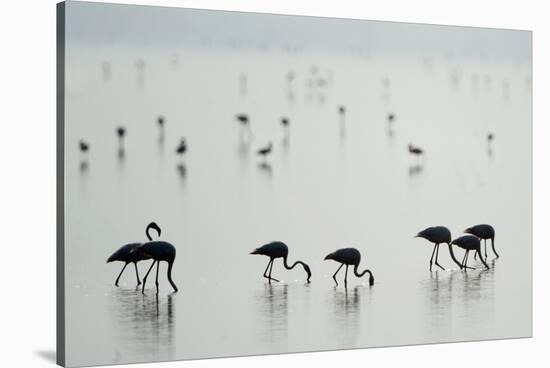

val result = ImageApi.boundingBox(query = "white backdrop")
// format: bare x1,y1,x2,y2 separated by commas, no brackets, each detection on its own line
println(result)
0,0,545,367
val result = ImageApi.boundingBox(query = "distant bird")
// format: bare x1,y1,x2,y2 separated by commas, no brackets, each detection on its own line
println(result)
116,126,126,150
324,248,374,287
465,224,499,259
338,105,346,115
281,117,290,127
408,144,424,156
106,222,160,286
79,140,89,153
257,142,273,160
415,226,463,271
451,235,490,269
387,113,395,123
175,138,187,155
236,114,249,126
132,226,178,293
487,133,494,142
157,116,165,128
250,241,311,283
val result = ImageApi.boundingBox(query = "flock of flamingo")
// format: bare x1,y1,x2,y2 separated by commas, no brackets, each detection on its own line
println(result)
106,221,498,292
85,54,507,293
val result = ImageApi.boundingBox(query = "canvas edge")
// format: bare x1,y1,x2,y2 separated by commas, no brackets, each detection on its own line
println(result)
56,1,66,367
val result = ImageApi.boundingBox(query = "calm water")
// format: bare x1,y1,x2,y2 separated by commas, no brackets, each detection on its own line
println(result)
64,46,531,367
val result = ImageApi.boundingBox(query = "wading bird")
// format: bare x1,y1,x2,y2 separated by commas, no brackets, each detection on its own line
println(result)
324,248,374,287
281,117,289,127
250,241,311,283
257,142,273,160
465,224,499,259
106,222,160,286
133,227,178,293
451,235,490,269
415,226,463,271
236,114,249,126
116,126,126,151
79,140,89,153
175,138,187,155
408,144,423,156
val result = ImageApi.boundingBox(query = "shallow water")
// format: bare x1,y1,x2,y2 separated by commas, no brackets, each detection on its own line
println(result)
64,41,531,367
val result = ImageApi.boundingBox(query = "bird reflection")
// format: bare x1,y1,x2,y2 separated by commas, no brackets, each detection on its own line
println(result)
258,162,273,177
331,286,363,347
79,159,89,174
108,288,175,360
255,284,288,344
176,163,187,179
408,164,424,176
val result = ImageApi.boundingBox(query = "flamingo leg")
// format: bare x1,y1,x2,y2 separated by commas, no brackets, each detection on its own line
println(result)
262,259,272,280
484,239,488,259
134,262,141,285
434,244,445,270
268,259,280,283
155,260,160,291
344,265,349,288
332,264,343,286
115,263,128,287
463,251,475,270
142,260,157,293
491,238,500,258
429,243,438,271
461,251,468,267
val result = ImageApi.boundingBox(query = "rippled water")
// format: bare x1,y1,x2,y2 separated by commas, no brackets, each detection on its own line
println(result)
63,42,531,367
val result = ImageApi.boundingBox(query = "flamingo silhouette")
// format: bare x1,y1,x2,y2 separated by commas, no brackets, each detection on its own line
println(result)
250,241,311,283
106,222,160,286
451,235,490,269
415,226,463,271
465,224,499,259
257,142,273,161
79,140,89,153
132,224,178,293
324,248,374,287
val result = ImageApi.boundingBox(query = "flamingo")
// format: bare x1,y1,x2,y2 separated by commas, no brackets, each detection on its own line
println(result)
324,248,374,287
465,224,499,259
79,140,89,153
106,222,160,286
415,226,463,271
451,235,490,269
257,142,273,160
250,241,311,283
132,224,178,293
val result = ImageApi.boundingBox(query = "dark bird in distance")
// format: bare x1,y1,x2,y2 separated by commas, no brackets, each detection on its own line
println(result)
116,126,126,140
132,225,178,293
236,114,249,125
106,222,160,287
257,142,273,159
408,144,423,156
157,116,165,127
451,235,490,269
250,241,311,283
175,138,187,155
487,133,494,142
79,140,89,153
324,248,374,287
338,105,346,115
281,117,290,127
465,224,498,259
387,113,395,123
415,226,463,271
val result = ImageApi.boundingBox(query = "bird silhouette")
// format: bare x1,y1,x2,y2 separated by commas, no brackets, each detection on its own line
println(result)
250,241,311,283
132,225,178,293
408,144,423,156
465,224,499,259
257,142,273,160
324,248,374,287
116,126,126,154
415,226,463,271
387,113,395,123
236,114,249,126
451,235,490,269
79,140,89,153
175,138,187,155
106,222,160,286
157,116,165,144
281,117,289,127
338,105,346,116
